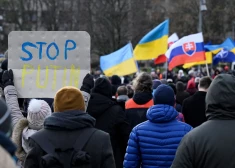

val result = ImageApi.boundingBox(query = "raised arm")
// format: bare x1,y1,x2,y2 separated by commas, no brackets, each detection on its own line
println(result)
3,70,24,127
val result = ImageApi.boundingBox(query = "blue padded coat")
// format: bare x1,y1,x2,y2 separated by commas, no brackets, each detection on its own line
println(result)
124,104,192,168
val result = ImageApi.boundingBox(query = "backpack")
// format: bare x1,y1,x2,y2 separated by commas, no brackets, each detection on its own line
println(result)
31,128,97,168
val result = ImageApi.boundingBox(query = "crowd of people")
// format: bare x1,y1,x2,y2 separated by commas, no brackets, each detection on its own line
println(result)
0,58,235,168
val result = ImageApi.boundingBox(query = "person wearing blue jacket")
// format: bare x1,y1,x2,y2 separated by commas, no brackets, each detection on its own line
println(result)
124,84,192,168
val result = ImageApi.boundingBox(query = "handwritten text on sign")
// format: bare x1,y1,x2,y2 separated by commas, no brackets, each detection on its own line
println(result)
8,31,90,98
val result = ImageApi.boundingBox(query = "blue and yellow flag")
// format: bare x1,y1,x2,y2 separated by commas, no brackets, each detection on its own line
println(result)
134,20,169,60
100,43,138,77
204,38,235,54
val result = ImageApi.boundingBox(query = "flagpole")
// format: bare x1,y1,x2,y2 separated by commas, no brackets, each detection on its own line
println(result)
205,60,210,77
165,61,168,80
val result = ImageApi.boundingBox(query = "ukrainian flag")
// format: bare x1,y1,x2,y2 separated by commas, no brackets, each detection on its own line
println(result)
183,52,212,69
134,20,169,60
100,43,138,77
205,38,235,54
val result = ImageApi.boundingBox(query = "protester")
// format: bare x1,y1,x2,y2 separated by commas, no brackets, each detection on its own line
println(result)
177,69,184,80
156,69,163,79
186,78,197,95
182,76,212,128
152,79,161,95
123,75,130,84
168,83,185,122
126,85,134,98
195,77,200,89
124,85,192,168
125,72,153,130
212,69,220,79
24,86,115,168
111,75,122,98
172,74,235,168
160,79,168,84
0,98,17,167
116,86,129,110
87,77,130,168
176,81,190,105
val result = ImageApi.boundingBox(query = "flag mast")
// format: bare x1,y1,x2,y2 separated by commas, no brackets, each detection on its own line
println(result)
199,0,209,76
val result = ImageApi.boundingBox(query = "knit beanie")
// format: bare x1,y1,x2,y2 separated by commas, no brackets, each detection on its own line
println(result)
152,79,162,89
54,86,85,112
93,77,112,98
0,99,12,137
153,84,175,106
27,99,52,130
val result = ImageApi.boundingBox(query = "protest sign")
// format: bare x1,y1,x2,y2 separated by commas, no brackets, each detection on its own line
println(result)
8,31,90,98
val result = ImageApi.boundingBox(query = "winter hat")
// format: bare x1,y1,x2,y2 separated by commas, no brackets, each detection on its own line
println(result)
152,79,162,90
153,84,175,106
111,75,121,85
0,99,12,137
27,99,52,130
93,77,112,98
54,86,85,112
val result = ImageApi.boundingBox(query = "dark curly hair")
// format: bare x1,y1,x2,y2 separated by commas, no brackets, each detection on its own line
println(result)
133,72,152,93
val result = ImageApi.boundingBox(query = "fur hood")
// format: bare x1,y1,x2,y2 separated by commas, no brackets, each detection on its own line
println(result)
12,118,37,161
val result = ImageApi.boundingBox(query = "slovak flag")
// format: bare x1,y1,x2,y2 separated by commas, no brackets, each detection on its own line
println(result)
154,33,179,64
166,32,205,70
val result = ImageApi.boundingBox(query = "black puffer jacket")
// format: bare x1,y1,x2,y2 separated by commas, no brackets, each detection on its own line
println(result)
87,78,130,168
172,74,235,168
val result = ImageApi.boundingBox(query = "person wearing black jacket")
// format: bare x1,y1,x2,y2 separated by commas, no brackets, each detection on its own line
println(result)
182,77,212,127
24,86,115,168
87,77,130,168
125,73,153,131
172,74,235,168
176,81,190,106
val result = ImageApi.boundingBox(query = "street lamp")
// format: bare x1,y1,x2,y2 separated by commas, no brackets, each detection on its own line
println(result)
198,0,207,33
233,21,235,40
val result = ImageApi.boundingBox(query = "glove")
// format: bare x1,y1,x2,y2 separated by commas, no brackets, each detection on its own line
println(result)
80,74,94,94
2,69,14,88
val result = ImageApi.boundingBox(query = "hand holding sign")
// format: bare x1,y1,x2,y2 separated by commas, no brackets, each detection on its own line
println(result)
8,31,91,98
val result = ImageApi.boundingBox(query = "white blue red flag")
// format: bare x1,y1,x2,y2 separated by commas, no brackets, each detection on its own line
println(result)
154,33,179,65
165,32,205,70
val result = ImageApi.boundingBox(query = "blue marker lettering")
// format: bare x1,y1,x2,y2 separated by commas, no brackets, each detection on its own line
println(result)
36,42,47,59
46,42,59,60
64,40,76,60
21,42,38,61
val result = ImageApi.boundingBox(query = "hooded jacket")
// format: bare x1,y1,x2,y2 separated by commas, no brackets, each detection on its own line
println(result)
87,78,130,168
125,92,154,131
172,74,235,168
124,104,192,168
24,111,115,168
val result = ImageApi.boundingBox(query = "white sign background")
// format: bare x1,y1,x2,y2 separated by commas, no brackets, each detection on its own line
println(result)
8,31,90,98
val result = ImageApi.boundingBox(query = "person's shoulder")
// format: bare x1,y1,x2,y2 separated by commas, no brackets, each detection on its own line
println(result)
183,121,212,140
90,129,110,142
183,95,194,104
109,102,124,113
132,121,150,132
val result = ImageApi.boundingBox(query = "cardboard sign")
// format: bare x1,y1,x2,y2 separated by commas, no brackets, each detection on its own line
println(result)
8,31,90,98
